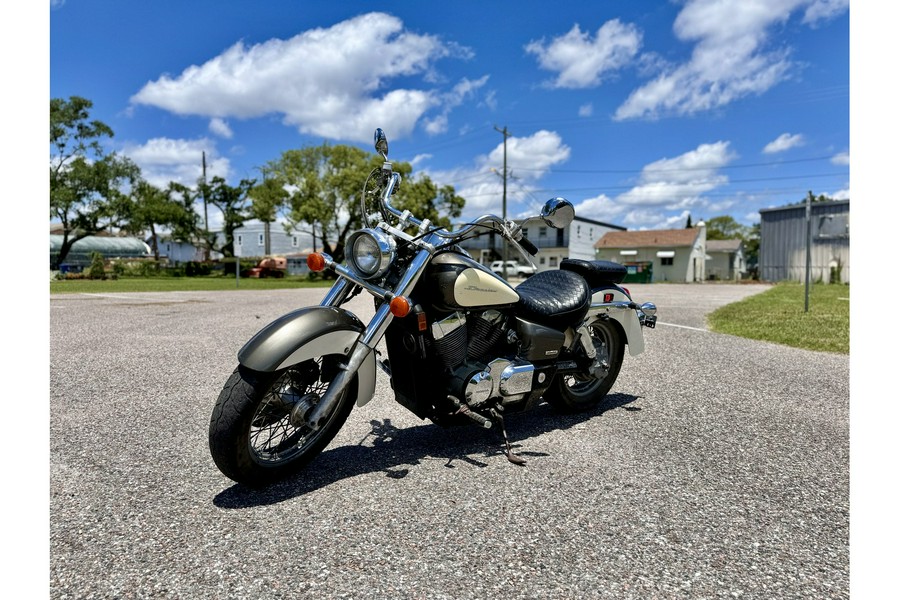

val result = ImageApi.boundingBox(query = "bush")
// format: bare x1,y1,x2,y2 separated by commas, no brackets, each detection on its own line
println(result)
185,261,212,277
88,252,106,280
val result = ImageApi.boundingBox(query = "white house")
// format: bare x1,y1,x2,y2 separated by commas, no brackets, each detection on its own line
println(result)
231,221,317,258
594,223,708,283
458,216,625,272
706,239,747,281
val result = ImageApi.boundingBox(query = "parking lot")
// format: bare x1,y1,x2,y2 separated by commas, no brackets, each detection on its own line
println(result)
49,283,848,599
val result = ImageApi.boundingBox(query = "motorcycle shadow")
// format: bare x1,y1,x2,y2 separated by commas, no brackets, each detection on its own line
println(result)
213,392,640,508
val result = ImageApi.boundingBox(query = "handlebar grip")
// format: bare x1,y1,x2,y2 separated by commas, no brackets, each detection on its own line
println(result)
519,237,539,256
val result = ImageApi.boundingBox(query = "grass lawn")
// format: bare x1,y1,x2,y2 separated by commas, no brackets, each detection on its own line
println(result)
707,282,849,354
49,276,332,294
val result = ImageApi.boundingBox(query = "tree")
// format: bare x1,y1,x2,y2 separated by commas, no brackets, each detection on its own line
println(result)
267,143,465,263
685,214,693,228
198,176,256,258
390,174,465,229
248,176,289,255
705,215,749,241
50,96,141,268
122,180,200,262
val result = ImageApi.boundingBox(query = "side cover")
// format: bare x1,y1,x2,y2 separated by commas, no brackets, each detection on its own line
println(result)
237,306,377,407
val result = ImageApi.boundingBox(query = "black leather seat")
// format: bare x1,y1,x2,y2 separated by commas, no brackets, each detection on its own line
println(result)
514,270,590,330
560,258,627,286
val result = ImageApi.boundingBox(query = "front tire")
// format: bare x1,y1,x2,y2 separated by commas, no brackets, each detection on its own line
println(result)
545,319,625,413
209,356,357,486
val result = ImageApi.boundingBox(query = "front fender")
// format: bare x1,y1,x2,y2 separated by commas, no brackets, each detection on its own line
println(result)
237,306,377,407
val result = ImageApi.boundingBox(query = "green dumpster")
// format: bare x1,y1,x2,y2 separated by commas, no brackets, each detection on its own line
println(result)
622,261,653,283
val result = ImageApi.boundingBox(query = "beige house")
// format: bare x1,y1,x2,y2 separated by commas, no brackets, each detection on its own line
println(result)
594,223,707,283
706,239,747,281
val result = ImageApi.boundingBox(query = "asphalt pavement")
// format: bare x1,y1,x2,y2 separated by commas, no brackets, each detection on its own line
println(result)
49,282,848,599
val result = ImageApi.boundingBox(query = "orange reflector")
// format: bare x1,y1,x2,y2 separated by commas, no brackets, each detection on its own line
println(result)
389,296,411,318
307,253,326,272
417,311,428,332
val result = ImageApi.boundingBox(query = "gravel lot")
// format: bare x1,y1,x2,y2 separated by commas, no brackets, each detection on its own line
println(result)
49,282,848,599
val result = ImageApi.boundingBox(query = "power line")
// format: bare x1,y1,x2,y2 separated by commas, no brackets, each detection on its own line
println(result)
509,155,842,175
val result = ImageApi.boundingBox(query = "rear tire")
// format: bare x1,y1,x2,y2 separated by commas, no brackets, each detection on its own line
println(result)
545,319,625,413
209,357,356,486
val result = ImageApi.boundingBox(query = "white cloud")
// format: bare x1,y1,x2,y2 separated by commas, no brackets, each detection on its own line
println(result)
577,142,737,229
831,151,849,166
803,0,850,25
424,76,489,134
208,118,233,139
578,103,594,117
122,137,230,189
831,188,849,200
525,20,642,89
430,130,571,219
763,132,805,154
130,12,472,143
615,0,848,120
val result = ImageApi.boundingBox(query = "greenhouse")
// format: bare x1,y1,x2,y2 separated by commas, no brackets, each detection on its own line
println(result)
50,235,152,270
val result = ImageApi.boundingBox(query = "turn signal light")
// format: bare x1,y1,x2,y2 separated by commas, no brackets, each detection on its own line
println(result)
389,296,411,318
307,253,326,272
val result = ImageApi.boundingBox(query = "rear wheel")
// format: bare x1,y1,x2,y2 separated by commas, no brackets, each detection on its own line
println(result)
209,356,356,486
545,319,624,412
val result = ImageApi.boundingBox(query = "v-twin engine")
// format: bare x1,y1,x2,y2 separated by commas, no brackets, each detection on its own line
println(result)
432,310,545,409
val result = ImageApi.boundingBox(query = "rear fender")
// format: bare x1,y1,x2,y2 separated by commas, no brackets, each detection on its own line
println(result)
237,306,377,407
588,285,644,356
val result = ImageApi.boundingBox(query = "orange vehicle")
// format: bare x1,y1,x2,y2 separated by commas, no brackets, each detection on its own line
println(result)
243,256,287,278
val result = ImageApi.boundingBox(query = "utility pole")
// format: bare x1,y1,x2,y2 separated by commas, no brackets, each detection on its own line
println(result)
494,125,510,280
804,190,813,312
202,151,210,261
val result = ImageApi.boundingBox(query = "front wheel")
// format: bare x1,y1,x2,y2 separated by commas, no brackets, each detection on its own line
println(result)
545,319,625,413
208,356,357,486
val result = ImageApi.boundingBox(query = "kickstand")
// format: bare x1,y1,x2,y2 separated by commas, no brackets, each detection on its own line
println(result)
489,409,526,466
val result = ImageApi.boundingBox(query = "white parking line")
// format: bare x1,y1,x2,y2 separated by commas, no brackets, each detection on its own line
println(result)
655,321,708,332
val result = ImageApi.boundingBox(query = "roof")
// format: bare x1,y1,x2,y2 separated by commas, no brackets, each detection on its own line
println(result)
594,228,699,249
707,239,743,252
49,235,151,256
759,198,849,214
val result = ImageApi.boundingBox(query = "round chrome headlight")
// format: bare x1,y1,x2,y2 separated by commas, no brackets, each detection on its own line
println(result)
346,228,396,280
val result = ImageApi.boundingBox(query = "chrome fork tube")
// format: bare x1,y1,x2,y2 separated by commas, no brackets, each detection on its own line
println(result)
320,278,352,307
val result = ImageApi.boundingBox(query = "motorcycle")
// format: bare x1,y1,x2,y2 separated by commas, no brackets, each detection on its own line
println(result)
209,128,657,486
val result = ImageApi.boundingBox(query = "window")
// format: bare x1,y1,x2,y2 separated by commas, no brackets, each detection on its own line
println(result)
549,256,558,267
539,256,546,265
292,236,299,248
656,250,674,266
816,214,849,239
539,226,547,238
258,234,264,246
236,235,243,246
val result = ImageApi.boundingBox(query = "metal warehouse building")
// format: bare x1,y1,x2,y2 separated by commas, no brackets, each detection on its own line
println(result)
759,198,849,283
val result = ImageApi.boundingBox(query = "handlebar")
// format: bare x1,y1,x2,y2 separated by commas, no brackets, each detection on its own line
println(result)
377,165,537,265
518,237,539,256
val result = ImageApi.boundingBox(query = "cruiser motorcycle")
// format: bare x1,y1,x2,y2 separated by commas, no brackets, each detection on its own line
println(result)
209,129,657,486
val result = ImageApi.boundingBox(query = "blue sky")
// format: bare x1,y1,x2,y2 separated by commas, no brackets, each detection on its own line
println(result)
49,0,849,232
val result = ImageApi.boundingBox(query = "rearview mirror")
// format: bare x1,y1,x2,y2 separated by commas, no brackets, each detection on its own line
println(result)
541,197,575,229
374,128,389,159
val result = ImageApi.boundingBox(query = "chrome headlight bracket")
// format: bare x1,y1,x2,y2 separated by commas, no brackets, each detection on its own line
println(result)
346,228,397,280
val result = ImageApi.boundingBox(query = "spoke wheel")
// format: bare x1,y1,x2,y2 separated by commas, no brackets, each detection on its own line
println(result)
209,356,356,486
545,319,624,413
